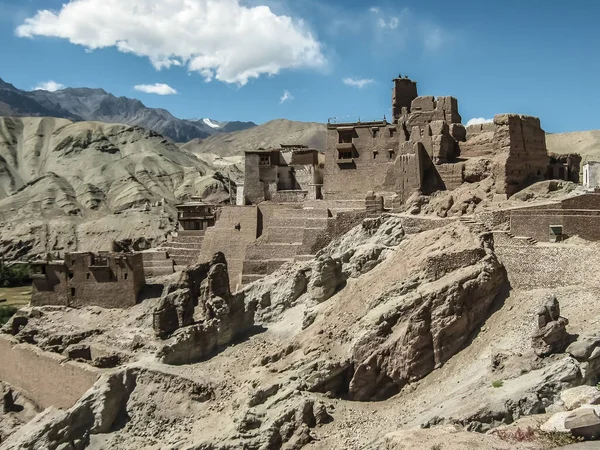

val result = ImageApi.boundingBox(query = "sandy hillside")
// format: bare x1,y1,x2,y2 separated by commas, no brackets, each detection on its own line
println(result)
182,118,326,157
0,116,235,260
546,130,600,161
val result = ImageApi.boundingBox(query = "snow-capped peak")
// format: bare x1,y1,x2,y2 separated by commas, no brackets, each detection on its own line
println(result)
203,118,220,129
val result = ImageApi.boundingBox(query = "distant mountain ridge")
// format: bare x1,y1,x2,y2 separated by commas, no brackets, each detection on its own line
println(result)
0,76,257,142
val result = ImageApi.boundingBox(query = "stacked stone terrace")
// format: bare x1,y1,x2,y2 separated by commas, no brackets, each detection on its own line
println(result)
241,205,332,284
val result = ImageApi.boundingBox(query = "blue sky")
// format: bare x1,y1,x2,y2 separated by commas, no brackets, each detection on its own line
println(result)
0,0,598,132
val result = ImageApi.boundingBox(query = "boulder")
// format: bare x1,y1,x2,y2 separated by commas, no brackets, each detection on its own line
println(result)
2,387,15,414
532,295,569,357
561,386,600,411
567,336,600,361
565,407,600,440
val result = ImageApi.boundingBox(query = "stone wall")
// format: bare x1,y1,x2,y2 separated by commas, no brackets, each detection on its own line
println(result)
494,232,600,289
198,206,259,292
31,253,144,308
323,122,404,200
492,114,548,197
583,162,600,188
405,96,462,128
392,77,418,121
0,334,99,409
31,263,69,306
510,209,600,242
436,162,465,190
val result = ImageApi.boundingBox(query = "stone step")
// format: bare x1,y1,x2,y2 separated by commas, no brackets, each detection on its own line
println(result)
242,258,294,276
139,250,170,261
144,267,175,277
164,241,203,249
294,254,315,262
143,260,174,268
245,243,302,260
276,208,331,219
266,227,306,244
168,236,205,244
241,274,266,285
268,216,330,229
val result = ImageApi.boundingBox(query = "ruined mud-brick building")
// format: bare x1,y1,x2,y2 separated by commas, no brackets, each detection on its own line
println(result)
325,75,549,204
240,144,323,204
463,115,549,197
31,252,145,308
583,161,600,189
175,201,217,232
140,201,220,276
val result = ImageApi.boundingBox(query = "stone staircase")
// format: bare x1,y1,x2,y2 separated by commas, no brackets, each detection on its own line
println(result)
241,206,332,285
159,230,205,268
139,250,174,278
460,216,538,245
505,231,538,245
459,215,491,236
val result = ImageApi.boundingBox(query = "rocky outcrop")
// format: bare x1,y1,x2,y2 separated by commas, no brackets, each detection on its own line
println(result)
346,246,506,401
154,252,255,364
0,370,136,450
532,295,570,357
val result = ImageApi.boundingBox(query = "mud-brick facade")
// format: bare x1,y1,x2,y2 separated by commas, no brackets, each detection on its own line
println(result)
323,119,424,201
242,145,323,205
509,194,600,242
175,201,217,231
31,252,145,308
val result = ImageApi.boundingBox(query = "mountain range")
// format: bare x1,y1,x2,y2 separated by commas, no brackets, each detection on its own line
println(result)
0,77,256,142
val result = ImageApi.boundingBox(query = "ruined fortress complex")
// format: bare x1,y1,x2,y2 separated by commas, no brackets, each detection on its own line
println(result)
28,75,600,307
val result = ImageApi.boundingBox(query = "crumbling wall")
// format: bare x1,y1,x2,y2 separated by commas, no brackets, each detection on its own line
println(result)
243,153,265,204
406,96,462,126
198,206,258,292
31,264,69,306
492,114,548,197
0,334,99,409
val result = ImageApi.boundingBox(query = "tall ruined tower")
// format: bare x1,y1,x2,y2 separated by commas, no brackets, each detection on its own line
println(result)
392,76,418,123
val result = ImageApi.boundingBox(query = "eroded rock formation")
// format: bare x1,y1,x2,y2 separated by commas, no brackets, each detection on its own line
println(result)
532,295,570,357
154,252,255,364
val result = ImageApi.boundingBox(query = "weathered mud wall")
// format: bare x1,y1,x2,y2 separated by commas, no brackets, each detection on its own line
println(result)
0,335,99,409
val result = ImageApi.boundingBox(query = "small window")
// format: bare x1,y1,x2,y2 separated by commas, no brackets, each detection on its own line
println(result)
124,273,128,280
372,128,379,138
86,272,90,279
259,155,270,166
69,272,74,280
373,150,378,159
338,130,353,144
388,150,396,160
389,128,395,138
70,288,75,297
338,151,353,160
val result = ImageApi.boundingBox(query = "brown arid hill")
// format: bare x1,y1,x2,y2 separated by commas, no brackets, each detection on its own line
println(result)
181,118,326,157
0,116,233,260
546,130,600,161
3,213,600,449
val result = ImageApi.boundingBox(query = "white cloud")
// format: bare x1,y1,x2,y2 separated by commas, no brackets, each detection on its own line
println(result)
466,117,493,127
134,83,177,95
377,16,399,30
16,0,326,86
33,80,65,92
369,7,380,14
280,90,294,104
343,77,374,89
